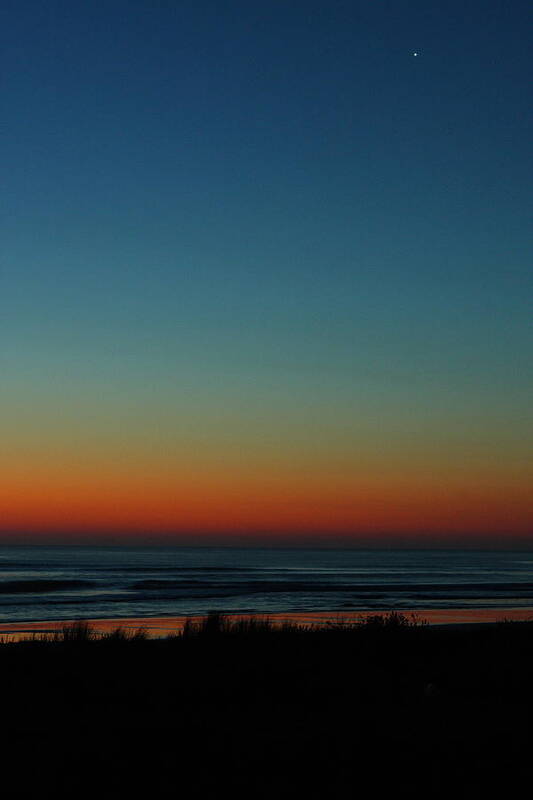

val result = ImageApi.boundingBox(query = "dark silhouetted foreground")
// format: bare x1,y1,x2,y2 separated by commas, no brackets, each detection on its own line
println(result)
1,613,532,798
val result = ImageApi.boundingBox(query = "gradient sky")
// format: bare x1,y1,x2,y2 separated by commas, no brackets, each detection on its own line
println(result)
2,1,532,545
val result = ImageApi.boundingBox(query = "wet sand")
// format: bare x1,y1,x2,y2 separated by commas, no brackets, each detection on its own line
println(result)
1,606,532,640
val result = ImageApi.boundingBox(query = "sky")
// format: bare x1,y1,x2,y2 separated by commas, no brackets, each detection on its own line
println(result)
1,0,532,546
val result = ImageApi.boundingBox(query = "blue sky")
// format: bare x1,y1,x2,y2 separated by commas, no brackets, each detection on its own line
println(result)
1,1,532,540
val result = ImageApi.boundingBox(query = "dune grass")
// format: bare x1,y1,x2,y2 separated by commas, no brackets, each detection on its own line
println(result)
0,612,531,797
0,610,428,646
13,610,426,645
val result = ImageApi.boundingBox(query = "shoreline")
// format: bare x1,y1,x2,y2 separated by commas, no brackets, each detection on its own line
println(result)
1,606,532,640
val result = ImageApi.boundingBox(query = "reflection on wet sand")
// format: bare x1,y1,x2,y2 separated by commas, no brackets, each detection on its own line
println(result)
1,606,532,641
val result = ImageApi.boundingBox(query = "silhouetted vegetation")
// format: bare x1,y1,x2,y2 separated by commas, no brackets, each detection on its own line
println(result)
1,614,531,798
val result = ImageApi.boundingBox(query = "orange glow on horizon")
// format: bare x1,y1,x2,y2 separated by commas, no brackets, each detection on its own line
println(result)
1,457,532,542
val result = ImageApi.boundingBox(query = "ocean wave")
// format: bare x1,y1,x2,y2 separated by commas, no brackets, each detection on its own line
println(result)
132,579,205,589
128,579,533,595
0,580,94,594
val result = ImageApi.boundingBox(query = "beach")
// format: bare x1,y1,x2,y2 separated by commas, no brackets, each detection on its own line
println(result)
2,547,531,795
0,605,532,641
1,612,531,798
4,0,531,794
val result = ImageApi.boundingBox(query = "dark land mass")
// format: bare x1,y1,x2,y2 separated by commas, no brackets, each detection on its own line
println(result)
1,614,532,799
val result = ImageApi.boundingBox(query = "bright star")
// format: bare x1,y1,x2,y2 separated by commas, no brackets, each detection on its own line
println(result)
413,52,418,57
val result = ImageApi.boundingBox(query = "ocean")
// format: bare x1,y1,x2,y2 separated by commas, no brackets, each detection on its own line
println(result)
1,546,533,624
